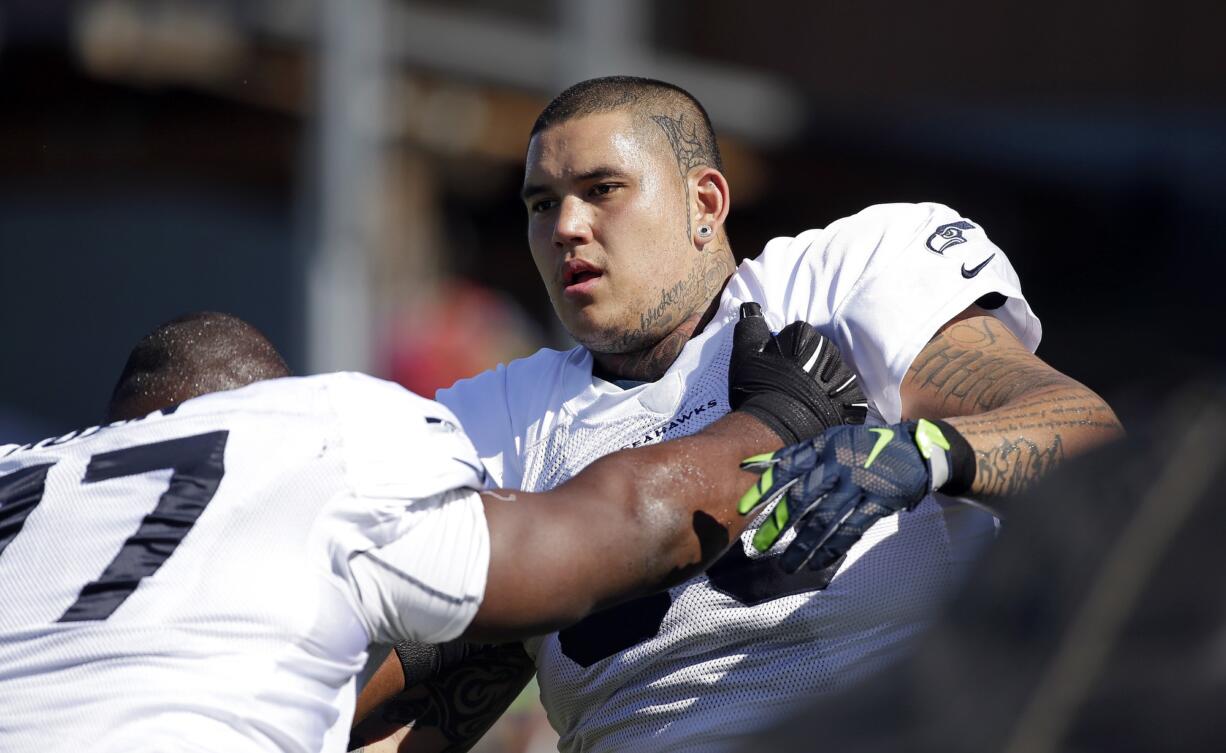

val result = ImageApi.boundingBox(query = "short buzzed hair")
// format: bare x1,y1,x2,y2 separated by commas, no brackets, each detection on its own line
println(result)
531,76,723,173
106,311,290,422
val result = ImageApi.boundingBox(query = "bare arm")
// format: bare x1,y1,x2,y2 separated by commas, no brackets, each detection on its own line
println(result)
901,309,1124,498
467,410,778,641
350,410,779,752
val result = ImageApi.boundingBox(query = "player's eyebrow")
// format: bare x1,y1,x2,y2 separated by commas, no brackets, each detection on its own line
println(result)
521,167,626,202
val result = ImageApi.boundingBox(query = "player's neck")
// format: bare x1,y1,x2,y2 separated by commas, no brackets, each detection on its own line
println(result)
591,273,730,384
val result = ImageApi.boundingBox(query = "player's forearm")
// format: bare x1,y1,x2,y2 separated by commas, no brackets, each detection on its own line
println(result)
946,382,1123,498
902,314,1123,499
473,411,778,640
349,643,535,753
615,410,779,581
555,411,776,609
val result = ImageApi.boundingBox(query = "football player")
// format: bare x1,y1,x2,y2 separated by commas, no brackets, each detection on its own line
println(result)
353,76,1124,753
0,306,852,753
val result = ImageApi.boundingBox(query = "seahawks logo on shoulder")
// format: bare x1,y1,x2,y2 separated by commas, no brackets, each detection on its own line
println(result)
925,220,976,255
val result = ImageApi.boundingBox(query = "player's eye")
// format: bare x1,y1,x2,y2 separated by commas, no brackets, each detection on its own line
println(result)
530,198,557,214
589,183,619,197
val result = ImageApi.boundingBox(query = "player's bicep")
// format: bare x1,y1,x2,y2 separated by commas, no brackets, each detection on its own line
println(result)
464,483,646,642
900,307,1074,420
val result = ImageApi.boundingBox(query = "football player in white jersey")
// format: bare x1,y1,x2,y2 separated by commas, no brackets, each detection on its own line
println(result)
352,77,1124,753
0,306,855,753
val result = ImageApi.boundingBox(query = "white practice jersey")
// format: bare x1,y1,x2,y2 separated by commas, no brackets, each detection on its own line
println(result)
439,203,1042,753
0,373,490,753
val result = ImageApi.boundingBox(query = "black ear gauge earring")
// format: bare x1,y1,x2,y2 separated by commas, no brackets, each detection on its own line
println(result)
697,225,713,238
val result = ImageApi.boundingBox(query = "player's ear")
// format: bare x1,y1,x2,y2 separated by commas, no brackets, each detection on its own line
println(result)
691,166,730,249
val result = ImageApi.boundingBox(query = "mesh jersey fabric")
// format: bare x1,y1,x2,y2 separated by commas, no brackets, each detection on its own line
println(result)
438,202,1040,753
0,372,489,753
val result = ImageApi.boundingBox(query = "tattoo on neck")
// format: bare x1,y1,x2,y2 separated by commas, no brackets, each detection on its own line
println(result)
594,250,735,382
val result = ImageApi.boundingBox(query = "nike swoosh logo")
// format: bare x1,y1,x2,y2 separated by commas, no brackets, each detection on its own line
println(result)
961,254,996,279
864,428,894,469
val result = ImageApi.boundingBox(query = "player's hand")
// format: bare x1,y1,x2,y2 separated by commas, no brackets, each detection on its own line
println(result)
736,419,973,573
728,302,867,444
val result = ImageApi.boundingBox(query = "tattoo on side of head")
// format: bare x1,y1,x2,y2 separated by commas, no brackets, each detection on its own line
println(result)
651,113,708,240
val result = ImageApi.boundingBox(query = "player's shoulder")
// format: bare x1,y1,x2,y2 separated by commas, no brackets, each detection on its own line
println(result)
754,202,966,263
735,202,968,288
439,345,588,416
316,372,486,497
311,371,444,415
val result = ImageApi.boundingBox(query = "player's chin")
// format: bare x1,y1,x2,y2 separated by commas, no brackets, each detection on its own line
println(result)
559,308,629,353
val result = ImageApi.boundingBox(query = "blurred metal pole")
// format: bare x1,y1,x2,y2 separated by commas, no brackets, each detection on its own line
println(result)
558,0,648,82
306,0,386,374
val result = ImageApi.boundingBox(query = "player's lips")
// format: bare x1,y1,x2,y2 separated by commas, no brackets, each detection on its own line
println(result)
561,259,604,298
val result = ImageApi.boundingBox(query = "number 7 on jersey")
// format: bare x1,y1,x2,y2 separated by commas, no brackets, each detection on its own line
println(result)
0,431,229,622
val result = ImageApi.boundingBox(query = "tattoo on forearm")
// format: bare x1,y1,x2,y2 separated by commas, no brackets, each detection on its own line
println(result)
953,397,1123,436
906,318,1073,414
912,316,1123,497
375,643,535,752
975,433,1065,497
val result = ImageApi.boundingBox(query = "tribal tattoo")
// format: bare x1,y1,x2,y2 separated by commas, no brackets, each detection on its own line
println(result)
351,642,536,753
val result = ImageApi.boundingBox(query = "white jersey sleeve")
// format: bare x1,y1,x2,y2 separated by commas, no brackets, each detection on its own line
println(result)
322,373,491,645
727,202,1041,422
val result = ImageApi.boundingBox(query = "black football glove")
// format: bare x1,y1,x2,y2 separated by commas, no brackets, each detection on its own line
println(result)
728,302,867,444
737,419,975,573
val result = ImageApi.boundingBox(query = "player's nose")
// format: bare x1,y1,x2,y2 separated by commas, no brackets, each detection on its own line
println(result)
552,196,593,249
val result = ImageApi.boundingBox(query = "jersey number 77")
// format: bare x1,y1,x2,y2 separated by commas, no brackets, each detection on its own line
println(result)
0,431,228,622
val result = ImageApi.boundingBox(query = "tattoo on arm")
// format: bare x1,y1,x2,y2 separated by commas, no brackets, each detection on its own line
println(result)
363,643,536,753
908,315,1124,498
974,433,1065,497
905,317,1074,415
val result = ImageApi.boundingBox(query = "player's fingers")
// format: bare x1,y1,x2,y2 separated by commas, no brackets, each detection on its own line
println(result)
806,496,896,571
778,485,862,572
739,452,778,474
732,302,772,356
748,465,835,551
739,432,830,516
774,321,823,374
808,529,861,573
737,469,797,516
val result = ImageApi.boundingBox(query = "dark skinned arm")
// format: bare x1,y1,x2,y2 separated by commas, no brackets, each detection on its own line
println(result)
901,307,1124,497
469,410,776,640
350,411,779,751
